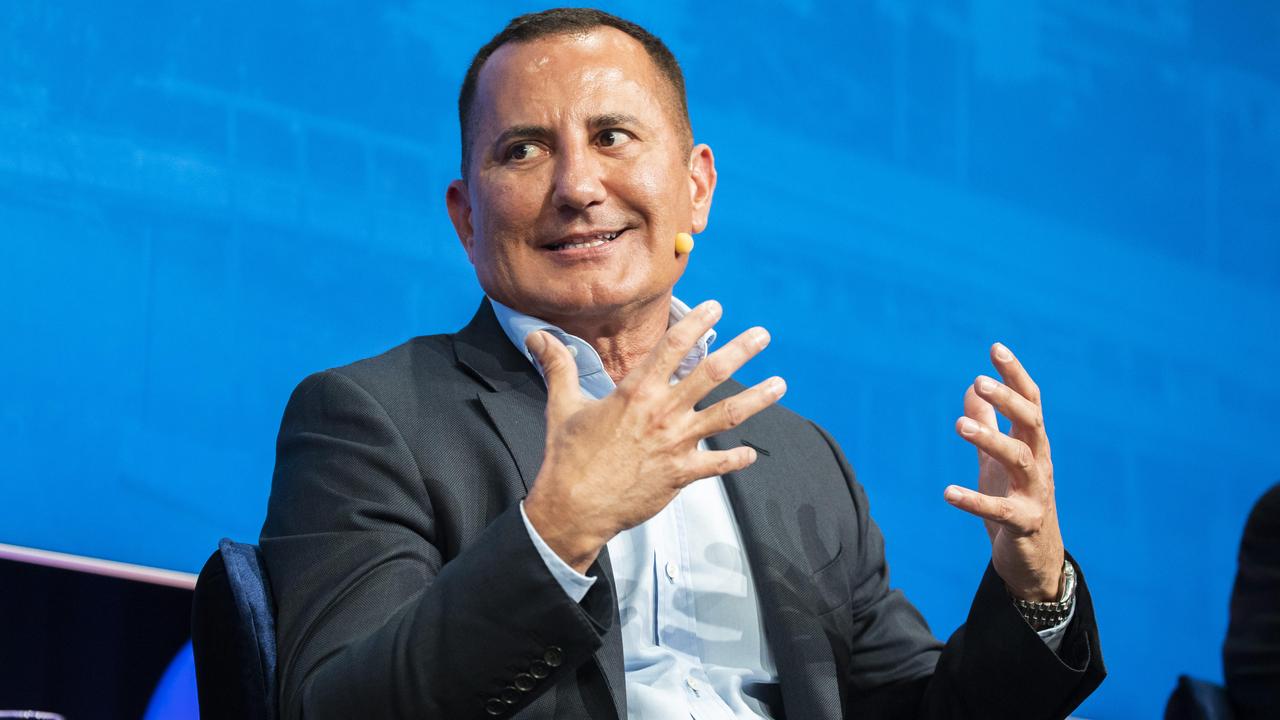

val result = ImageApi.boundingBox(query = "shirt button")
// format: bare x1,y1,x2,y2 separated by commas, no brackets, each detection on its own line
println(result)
665,561,679,581
685,675,701,696
565,344,579,357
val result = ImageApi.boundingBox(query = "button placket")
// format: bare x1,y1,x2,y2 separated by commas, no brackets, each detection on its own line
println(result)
684,673,708,700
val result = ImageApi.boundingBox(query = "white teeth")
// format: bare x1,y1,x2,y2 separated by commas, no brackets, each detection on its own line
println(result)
553,230,621,250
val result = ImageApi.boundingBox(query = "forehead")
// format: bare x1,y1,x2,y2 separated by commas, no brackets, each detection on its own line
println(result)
472,27,670,129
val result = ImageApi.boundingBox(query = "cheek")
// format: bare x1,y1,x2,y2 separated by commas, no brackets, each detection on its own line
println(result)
470,186,537,277
620,162,690,234
479,168,548,218
634,161,678,202
473,182,516,238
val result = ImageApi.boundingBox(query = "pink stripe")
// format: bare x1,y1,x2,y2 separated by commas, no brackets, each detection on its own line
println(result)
0,543,197,590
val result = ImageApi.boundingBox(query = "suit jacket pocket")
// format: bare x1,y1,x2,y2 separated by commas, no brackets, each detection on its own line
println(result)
806,540,851,615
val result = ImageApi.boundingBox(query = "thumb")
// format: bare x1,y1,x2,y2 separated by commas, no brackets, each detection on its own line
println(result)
526,330,580,418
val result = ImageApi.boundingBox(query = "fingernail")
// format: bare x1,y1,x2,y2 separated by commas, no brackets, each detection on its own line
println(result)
702,300,722,319
945,486,963,502
959,417,980,435
769,377,787,398
745,447,758,463
525,331,546,354
976,377,996,394
994,343,1013,362
753,327,770,349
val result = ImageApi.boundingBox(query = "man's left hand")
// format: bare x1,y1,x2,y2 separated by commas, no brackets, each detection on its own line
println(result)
945,342,1065,602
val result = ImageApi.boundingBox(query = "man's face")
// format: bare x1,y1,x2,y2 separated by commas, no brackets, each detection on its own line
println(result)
446,27,716,325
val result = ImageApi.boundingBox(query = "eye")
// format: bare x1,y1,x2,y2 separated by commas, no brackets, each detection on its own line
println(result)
505,142,547,162
597,129,633,148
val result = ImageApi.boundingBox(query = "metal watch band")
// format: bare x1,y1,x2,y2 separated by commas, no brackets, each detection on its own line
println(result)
1011,560,1076,631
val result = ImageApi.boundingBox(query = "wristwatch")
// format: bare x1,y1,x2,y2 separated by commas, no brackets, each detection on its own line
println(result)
1011,560,1076,631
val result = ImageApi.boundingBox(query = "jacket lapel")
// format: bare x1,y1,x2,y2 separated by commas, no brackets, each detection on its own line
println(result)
475,388,546,494
701,381,842,720
454,300,627,720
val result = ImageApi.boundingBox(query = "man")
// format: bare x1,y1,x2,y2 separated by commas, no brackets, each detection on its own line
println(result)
260,8,1104,719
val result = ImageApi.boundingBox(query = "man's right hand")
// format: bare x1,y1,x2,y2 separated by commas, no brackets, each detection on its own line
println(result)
522,300,785,574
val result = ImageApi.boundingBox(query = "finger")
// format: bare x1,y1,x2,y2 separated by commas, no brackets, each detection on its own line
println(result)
955,416,1038,488
639,299,722,385
972,374,1049,456
943,485,1039,534
689,376,786,437
674,326,771,405
990,342,1041,407
525,330,582,420
963,385,998,429
678,445,759,485
962,385,998,462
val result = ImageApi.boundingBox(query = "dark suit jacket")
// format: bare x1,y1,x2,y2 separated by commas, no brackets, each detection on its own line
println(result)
260,300,1105,719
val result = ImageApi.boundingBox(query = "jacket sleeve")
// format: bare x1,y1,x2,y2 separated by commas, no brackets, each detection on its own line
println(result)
810,423,1106,719
259,370,614,719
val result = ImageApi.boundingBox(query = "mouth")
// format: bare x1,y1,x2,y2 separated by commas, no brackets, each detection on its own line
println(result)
544,228,627,252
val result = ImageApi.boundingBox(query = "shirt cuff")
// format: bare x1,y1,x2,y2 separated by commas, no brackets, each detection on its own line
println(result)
520,500,597,604
1035,599,1076,654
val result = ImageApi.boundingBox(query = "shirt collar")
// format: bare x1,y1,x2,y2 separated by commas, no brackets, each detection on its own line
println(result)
666,296,717,381
489,296,717,386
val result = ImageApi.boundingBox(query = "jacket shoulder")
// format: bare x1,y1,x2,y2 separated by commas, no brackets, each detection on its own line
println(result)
329,333,461,392
283,332,478,421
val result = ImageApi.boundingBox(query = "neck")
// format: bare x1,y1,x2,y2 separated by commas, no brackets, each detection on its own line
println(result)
544,293,672,384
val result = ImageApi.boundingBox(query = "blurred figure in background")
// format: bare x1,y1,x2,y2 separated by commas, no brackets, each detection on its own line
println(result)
1224,483,1280,719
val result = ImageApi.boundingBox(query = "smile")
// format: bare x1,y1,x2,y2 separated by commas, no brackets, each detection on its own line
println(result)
546,229,625,251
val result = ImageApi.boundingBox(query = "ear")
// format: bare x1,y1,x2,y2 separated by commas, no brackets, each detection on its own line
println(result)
445,179,476,264
687,143,717,234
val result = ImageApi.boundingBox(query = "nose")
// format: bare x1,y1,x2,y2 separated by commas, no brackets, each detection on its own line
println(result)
551,142,607,212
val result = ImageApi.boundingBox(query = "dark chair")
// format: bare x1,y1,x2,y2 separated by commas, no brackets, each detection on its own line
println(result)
1165,675,1236,720
191,539,279,720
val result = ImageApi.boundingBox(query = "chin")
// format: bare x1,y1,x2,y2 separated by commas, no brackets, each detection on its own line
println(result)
528,283,658,320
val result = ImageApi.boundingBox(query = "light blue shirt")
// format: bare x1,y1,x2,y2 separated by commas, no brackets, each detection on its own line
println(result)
491,296,1071,720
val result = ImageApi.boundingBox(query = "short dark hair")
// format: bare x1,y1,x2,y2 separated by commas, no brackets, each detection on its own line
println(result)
457,7,692,177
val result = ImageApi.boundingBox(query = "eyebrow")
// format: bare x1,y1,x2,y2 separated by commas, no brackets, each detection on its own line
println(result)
587,112,641,131
490,113,646,153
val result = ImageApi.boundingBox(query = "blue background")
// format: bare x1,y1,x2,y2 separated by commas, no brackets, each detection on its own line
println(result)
3,2,1278,717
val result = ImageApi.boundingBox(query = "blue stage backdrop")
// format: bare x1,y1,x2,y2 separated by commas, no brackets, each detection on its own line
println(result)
2,2,1277,717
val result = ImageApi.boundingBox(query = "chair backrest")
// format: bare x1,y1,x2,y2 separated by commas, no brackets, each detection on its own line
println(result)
1165,675,1236,720
191,539,278,720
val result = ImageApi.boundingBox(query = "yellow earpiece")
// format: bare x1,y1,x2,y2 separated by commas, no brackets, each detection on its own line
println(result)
674,232,695,255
